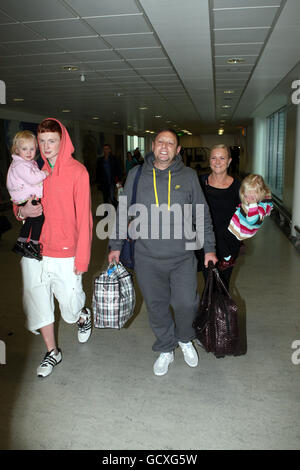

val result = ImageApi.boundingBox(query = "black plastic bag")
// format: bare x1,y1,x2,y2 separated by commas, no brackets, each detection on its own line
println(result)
193,262,239,357
119,237,135,270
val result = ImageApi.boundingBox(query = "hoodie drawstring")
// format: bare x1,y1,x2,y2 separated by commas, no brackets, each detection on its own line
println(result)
153,168,171,210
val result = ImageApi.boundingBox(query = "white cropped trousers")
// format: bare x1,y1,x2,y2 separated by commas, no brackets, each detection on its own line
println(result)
21,256,86,334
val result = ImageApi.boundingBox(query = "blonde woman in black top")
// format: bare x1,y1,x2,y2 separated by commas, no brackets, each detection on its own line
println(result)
199,144,241,289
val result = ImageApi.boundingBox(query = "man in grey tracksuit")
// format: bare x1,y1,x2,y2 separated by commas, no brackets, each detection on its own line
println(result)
109,129,217,376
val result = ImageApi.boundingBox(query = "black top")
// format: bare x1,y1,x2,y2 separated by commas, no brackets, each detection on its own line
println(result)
96,154,122,189
200,174,241,258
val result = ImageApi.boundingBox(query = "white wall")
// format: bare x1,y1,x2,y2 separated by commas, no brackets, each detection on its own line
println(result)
249,118,267,176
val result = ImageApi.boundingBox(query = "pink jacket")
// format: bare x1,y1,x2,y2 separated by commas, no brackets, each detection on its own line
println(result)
7,154,47,203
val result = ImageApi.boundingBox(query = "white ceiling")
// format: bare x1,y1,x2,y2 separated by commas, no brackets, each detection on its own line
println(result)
0,0,299,135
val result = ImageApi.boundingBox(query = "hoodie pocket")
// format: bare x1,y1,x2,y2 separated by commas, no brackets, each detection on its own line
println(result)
43,217,75,253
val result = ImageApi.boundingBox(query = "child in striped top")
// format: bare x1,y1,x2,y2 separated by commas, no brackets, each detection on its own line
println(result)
228,174,273,242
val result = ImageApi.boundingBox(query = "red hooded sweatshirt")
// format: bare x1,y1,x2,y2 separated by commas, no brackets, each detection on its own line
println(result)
15,118,93,272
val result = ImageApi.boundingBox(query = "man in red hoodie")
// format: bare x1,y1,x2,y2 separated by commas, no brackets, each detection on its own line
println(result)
15,118,93,377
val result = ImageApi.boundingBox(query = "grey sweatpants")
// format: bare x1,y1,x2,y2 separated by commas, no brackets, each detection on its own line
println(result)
134,252,199,352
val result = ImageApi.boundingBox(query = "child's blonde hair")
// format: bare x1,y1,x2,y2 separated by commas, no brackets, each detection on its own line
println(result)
240,174,271,212
11,130,37,155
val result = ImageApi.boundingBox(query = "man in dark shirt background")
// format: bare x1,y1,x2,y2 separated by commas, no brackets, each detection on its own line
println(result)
96,143,122,208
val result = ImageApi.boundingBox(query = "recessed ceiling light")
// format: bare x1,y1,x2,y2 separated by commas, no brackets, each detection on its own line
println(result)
112,121,119,125
154,115,162,118
221,105,231,109
224,90,235,94
92,117,100,120
62,109,71,112
13,98,24,102
62,66,78,71
139,106,148,110
227,58,245,64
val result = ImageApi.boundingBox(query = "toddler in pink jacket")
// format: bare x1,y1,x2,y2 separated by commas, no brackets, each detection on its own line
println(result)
6,130,49,260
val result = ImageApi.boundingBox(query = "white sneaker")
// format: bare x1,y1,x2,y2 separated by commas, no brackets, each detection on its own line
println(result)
37,349,62,377
77,307,92,343
153,352,174,376
179,341,198,367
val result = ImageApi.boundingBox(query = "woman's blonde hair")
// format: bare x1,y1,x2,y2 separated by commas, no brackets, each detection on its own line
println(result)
210,144,231,158
240,174,271,212
11,130,37,155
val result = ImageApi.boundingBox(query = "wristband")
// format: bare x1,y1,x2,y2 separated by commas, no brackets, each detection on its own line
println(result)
18,208,25,220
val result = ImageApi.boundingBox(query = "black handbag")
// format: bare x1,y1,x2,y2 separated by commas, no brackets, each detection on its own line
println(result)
119,165,142,270
193,261,239,357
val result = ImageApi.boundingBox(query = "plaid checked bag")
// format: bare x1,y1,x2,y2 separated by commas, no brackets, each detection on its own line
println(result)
92,262,136,329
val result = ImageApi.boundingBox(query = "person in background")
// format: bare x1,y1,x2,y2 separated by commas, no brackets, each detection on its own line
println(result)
7,130,48,260
96,143,121,208
133,148,144,165
14,118,93,378
108,129,217,377
125,151,135,175
198,144,241,290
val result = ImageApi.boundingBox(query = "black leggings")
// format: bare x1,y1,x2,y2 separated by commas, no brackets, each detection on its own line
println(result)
18,200,44,242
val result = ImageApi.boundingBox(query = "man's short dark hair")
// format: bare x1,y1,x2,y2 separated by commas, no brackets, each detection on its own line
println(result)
154,128,180,147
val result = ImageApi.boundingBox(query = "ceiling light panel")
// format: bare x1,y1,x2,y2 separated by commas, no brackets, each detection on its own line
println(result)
53,37,109,52
85,14,151,35
214,28,270,43
213,7,279,29
126,58,169,68
0,23,42,42
104,33,159,49
118,48,166,60
0,0,76,21
212,0,281,9
214,43,264,56
3,40,64,55
25,18,93,39
71,50,120,62
64,0,140,16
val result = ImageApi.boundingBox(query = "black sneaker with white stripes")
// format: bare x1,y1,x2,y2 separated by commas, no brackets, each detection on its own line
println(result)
77,307,92,343
37,349,62,378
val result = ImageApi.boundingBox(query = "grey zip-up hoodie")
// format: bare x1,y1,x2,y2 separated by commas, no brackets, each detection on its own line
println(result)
109,152,215,259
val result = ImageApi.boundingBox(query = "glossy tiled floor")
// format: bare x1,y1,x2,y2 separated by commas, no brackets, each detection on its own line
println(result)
0,187,300,450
